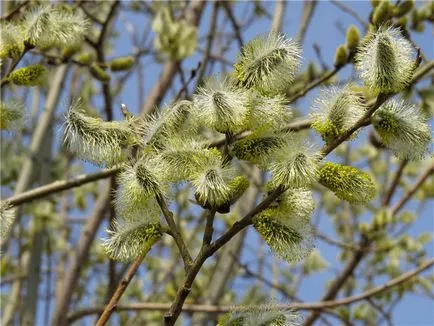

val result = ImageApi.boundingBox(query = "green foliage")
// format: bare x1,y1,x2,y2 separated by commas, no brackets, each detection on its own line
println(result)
89,63,110,82
372,0,392,25
334,45,348,67
232,129,285,166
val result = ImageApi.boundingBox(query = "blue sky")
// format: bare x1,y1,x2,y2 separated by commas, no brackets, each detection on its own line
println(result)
95,2,432,325
5,1,431,325
85,1,434,325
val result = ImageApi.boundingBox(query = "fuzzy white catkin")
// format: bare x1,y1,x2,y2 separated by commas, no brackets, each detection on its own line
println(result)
355,26,415,94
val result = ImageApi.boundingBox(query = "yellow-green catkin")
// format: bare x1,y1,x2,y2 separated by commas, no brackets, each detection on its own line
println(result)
0,102,22,130
334,45,348,67
216,175,250,213
8,64,47,86
370,0,381,8
253,209,314,262
319,162,376,203
346,25,360,53
393,0,414,18
372,0,392,25
89,63,110,82
77,52,95,65
110,56,135,71
232,132,284,165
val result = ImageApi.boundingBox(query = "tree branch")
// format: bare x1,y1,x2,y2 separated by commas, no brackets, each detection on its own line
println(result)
4,168,120,207
68,258,434,322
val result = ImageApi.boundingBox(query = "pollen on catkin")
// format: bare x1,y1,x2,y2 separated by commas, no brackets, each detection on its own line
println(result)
233,32,301,96
193,76,250,134
63,100,137,166
23,4,89,49
115,160,164,221
247,92,292,129
253,209,314,263
216,175,250,213
0,201,15,241
191,153,235,208
8,65,47,86
372,99,431,160
157,138,215,182
310,84,366,144
232,129,286,166
277,188,315,220
142,100,193,148
269,135,319,189
0,22,25,59
319,162,377,203
218,304,301,326
102,220,161,262
355,26,415,95
0,101,23,130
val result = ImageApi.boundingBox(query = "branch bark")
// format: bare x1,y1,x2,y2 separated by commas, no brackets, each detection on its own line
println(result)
68,258,434,322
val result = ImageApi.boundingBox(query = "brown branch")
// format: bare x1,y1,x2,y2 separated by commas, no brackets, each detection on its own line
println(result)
4,168,120,207
140,1,205,116
196,1,220,86
0,1,29,22
95,235,160,326
296,0,318,43
68,258,434,322
391,162,434,215
221,1,244,48
330,0,369,29
156,195,193,269
382,160,408,206
287,67,341,103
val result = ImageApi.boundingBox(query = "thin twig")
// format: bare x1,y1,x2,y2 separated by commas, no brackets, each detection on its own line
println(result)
68,258,434,322
95,237,159,326
330,0,369,29
4,168,120,207
391,162,434,215
156,195,193,269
